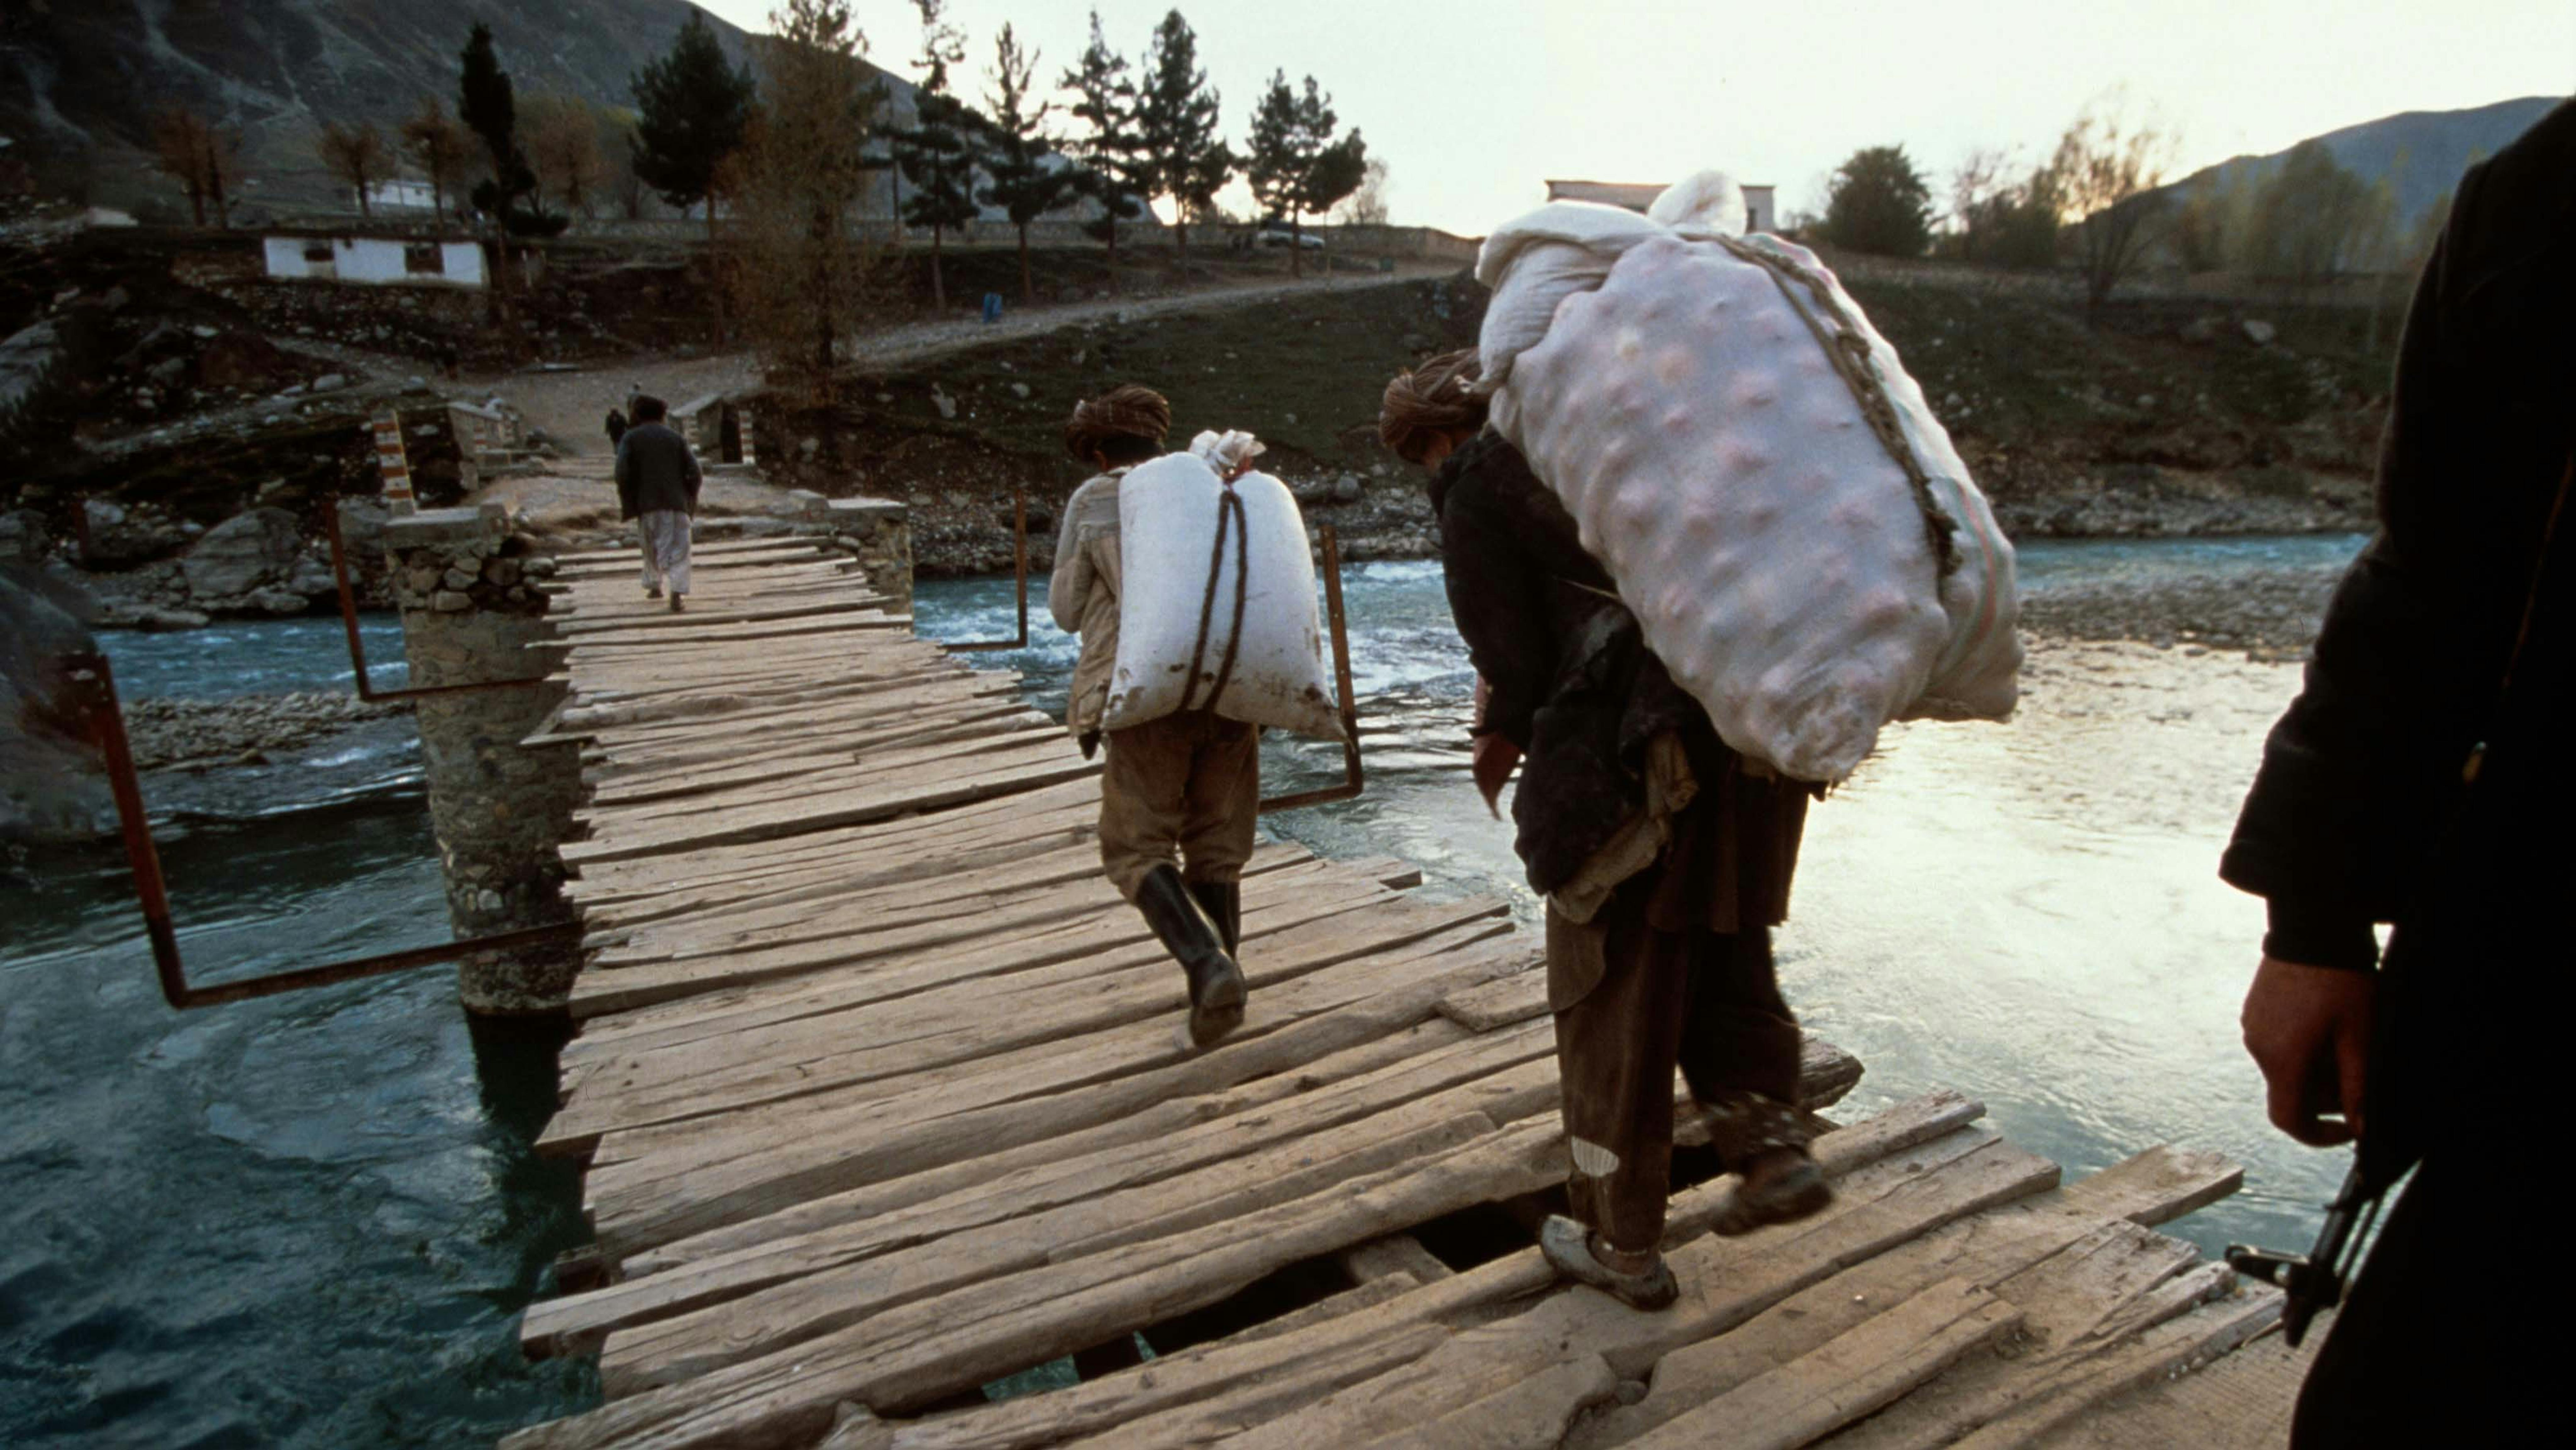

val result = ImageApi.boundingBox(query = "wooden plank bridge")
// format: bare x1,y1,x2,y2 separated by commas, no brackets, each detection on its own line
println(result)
504,528,2303,1449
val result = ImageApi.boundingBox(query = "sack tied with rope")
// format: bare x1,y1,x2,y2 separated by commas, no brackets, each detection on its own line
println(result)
1477,171,2021,783
1102,432,1346,739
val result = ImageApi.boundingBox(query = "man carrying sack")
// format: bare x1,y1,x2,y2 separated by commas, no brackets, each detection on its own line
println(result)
1385,351,1833,1311
1050,386,1252,1048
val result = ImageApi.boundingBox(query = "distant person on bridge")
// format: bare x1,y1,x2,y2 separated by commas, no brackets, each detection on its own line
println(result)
1050,386,1252,1049
614,394,701,614
1385,351,1832,1312
2224,98,2570,1447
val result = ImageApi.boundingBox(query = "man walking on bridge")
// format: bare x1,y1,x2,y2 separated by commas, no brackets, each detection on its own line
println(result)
1050,385,1253,1049
616,394,702,614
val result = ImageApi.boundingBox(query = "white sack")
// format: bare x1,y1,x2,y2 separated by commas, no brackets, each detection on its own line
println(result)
1480,173,2019,782
1102,448,1344,739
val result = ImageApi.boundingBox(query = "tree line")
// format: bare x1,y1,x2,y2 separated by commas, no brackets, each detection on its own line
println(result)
1803,98,2438,318
147,4,1372,301
147,3,1374,395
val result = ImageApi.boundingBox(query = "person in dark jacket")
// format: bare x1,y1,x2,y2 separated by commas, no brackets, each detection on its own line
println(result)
614,394,702,613
1384,351,1832,1311
605,407,629,448
2223,100,2571,1447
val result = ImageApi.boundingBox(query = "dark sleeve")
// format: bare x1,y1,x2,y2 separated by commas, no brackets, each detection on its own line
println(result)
2218,153,2531,951
1437,475,1555,751
613,435,637,519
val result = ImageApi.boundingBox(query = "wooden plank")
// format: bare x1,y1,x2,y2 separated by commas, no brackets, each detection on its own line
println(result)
860,1092,1988,1450
1564,1146,2250,1448
1624,1280,2024,1450
1338,1235,1454,1286
574,925,1530,1255
1349,1353,1622,1450
521,1025,1560,1360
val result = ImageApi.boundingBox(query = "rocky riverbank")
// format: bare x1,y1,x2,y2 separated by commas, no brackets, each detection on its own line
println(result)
2021,563,2342,661
120,691,409,771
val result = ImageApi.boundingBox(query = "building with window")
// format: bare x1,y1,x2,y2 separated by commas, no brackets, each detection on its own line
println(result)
1544,178,1778,234
261,234,486,287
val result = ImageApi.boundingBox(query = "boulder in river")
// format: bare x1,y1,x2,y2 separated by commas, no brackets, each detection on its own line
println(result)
179,507,303,598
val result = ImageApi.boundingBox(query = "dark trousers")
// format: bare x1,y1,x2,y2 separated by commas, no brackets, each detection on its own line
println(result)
1547,884,1804,1256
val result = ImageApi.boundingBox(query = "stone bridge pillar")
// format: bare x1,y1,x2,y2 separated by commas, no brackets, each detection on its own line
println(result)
378,502,581,1014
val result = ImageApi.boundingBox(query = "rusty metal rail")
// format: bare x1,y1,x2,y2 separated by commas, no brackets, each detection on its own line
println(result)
324,505,553,704
1259,523,1366,814
945,489,1033,653
64,648,577,1010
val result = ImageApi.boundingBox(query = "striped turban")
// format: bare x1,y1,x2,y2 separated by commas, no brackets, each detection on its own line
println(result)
1377,349,1488,464
1062,385,1173,462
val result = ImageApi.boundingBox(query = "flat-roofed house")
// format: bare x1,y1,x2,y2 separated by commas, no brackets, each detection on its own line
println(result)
262,233,486,288
1544,179,1777,234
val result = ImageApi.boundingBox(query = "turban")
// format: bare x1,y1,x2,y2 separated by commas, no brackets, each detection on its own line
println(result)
1062,385,1172,462
1377,349,1487,463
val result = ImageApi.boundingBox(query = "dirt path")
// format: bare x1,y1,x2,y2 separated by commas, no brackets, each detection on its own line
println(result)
471,263,1456,458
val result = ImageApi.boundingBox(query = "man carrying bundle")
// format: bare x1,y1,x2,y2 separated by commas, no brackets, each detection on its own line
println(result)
1050,385,1252,1048
1384,351,1833,1311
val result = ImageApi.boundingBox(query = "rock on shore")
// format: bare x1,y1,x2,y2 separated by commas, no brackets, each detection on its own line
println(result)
119,692,409,771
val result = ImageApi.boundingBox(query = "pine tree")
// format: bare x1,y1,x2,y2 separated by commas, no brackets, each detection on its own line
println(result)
1060,9,1149,276
630,11,756,246
458,22,545,238
890,1,981,312
1245,71,1365,278
1819,145,1935,258
1133,10,1231,261
975,24,1073,307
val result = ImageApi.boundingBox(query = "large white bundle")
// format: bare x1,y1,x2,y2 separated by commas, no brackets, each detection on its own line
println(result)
1478,173,2019,782
1102,440,1343,739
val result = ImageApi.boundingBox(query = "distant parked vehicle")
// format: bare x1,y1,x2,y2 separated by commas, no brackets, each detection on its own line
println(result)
1256,225,1326,251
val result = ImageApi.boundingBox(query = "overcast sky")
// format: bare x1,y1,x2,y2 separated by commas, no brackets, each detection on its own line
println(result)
693,0,2571,233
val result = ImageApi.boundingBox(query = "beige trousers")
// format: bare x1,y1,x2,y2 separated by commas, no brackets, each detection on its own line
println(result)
639,510,692,595
1098,709,1260,899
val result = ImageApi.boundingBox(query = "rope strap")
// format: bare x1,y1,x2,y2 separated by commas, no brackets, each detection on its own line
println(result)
1715,235,1962,581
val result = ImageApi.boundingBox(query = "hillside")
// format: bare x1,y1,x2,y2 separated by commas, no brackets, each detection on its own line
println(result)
0,0,909,211
2154,95,2560,229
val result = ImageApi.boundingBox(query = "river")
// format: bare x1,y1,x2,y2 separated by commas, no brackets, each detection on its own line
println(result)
0,534,2361,1446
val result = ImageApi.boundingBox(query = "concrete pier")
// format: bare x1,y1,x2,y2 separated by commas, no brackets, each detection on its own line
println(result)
380,502,581,1014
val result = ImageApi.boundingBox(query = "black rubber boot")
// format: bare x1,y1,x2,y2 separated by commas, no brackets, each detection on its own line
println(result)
1135,865,1246,1047
1186,878,1241,955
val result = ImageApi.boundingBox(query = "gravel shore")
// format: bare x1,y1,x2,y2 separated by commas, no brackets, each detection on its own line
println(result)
2019,564,2342,661
121,692,409,772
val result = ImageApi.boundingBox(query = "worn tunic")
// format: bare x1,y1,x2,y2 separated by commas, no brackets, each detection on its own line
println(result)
1048,469,1129,746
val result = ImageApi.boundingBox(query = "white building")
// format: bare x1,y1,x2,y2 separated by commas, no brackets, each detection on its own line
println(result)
262,235,486,288
361,178,443,214
1544,179,1778,235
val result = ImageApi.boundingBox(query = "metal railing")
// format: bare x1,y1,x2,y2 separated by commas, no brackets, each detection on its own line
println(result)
324,506,553,703
63,648,578,1010
1259,524,1365,814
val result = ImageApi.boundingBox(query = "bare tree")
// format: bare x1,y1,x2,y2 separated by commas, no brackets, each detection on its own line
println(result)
522,93,607,219
1337,156,1390,225
2049,97,2177,311
1947,147,2010,260
317,120,392,217
150,106,242,228
400,97,474,224
732,0,886,399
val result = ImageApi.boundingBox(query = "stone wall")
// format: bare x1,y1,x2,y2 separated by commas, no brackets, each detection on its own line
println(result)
379,500,582,1014
799,495,912,620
